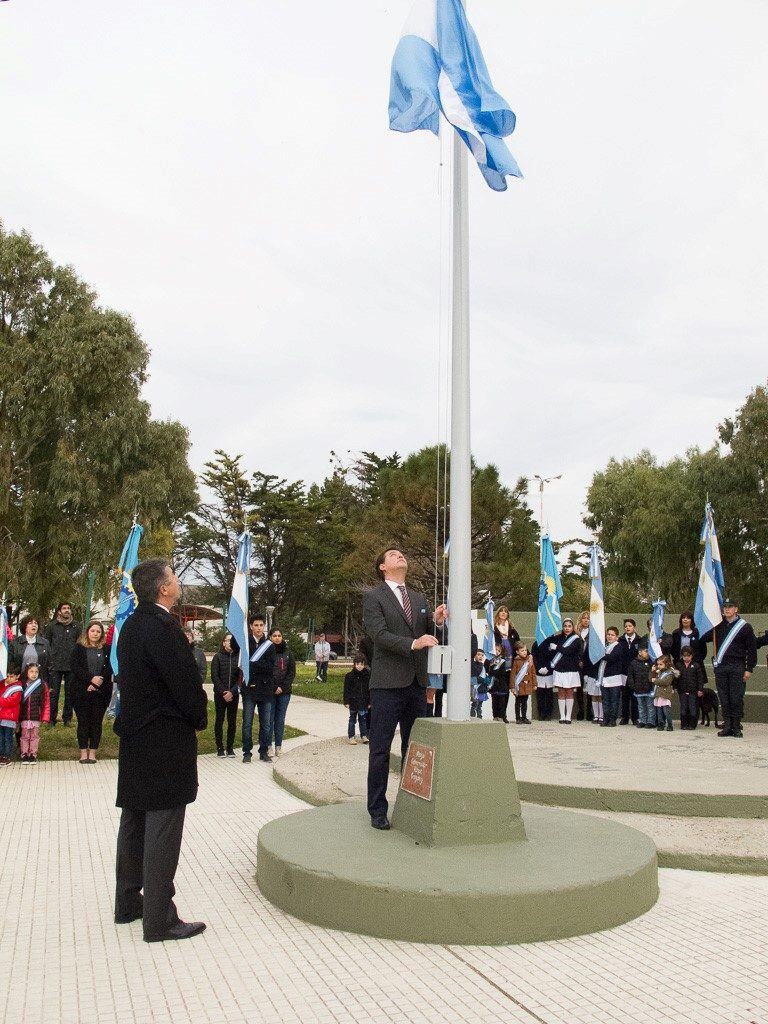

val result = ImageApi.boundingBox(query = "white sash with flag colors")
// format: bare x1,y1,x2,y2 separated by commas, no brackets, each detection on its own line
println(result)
597,642,618,684
513,660,530,694
550,633,578,670
712,617,747,668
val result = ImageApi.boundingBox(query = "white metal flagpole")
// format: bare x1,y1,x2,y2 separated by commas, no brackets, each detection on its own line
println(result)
442,109,472,723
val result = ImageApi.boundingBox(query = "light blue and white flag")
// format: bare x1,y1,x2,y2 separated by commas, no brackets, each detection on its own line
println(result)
109,522,144,676
536,534,563,646
483,595,495,661
0,599,8,679
389,0,523,191
588,544,606,665
648,599,667,661
227,531,252,687
694,502,724,636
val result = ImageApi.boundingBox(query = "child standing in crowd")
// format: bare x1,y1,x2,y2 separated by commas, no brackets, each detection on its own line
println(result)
599,627,624,727
470,650,489,718
343,655,371,744
486,643,510,722
675,647,707,730
652,655,679,732
510,642,535,724
18,663,50,763
627,648,654,728
0,668,23,765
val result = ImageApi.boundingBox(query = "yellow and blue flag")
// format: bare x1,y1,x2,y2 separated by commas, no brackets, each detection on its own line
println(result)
536,534,562,645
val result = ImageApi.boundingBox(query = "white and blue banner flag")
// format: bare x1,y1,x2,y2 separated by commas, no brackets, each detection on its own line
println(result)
536,534,563,646
0,599,8,679
227,531,252,686
588,544,606,665
483,595,495,661
648,599,667,661
389,0,522,191
694,502,724,636
109,522,143,676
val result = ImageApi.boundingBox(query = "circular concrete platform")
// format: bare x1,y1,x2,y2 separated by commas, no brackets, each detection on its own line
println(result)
257,801,658,945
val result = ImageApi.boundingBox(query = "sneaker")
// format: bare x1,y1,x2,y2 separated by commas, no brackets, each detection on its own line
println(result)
259,753,273,763
348,738,358,745
29,755,38,764
0,756,7,766
361,736,369,744
666,724,673,731
274,747,282,758
267,746,275,758
216,748,225,758
242,753,252,764
225,750,235,757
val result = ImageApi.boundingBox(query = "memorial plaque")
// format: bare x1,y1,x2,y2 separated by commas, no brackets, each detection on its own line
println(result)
400,741,435,801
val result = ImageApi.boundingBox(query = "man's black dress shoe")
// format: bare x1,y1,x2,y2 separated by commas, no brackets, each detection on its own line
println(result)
144,921,206,943
370,816,391,830
115,902,143,924
259,753,272,762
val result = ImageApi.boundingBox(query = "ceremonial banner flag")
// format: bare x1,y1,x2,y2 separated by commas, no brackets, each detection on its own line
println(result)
588,544,606,664
536,534,563,646
109,522,144,676
389,0,522,191
0,600,8,679
648,599,667,661
227,531,252,686
694,502,724,636
483,595,495,661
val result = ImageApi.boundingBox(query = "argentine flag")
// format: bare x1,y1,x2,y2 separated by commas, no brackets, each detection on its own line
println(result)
694,502,724,636
588,544,606,665
110,522,143,676
0,600,8,679
648,599,667,661
536,535,563,646
227,532,252,687
389,0,522,191
483,595,495,661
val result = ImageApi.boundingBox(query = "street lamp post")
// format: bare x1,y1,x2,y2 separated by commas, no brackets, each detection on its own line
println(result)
532,474,563,534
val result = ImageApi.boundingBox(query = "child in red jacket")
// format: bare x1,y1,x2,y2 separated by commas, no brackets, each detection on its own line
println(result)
0,668,23,765
19,664,50,764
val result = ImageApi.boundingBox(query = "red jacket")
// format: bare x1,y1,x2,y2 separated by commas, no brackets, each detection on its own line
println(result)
19,679,51,723
0,680,23,724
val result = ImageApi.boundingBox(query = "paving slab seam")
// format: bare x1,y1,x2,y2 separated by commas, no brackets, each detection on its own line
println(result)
441,946,551,1024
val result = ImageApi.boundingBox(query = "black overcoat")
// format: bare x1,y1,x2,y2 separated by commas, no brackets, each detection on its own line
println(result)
115,603,208,810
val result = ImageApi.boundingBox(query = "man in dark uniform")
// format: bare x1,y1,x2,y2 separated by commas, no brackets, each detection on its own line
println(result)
114,559,208,942
703,598,757,738
363,548,447,831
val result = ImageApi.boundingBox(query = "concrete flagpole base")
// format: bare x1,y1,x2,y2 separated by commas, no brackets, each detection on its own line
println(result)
257,719,658,945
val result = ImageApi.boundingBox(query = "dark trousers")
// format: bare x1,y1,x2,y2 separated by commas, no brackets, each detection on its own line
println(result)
241,694,274,755
73,694,109,749
714,663,746,732
620,684,638,724
601,685,622,725
115,806,185,940
431,688,444,718
348,708,368,738
315,661,328,682
679,692,698,729
514,695,529,721
49,669,73,724
535,687,554,721
491,692,509,720
367,681,427,819
213,690,239,752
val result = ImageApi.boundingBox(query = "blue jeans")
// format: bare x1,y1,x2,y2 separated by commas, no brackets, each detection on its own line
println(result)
635,694,655,726
241,695,275,756
0,725,14,757
656,704,673,728
347,708,368,739
272,692,291,748
601,685,622,725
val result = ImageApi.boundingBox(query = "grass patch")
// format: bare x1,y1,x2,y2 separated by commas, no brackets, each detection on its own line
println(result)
32,707,305,762
292,662,346,704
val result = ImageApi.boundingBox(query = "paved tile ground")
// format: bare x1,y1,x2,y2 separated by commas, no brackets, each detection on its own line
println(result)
0,705,767,1024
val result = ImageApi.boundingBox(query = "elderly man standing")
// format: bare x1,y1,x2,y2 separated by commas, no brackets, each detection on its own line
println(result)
114,559,208,942
363,548,447,831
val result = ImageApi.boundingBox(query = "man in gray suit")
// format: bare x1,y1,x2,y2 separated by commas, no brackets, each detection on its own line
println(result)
363,548,447,830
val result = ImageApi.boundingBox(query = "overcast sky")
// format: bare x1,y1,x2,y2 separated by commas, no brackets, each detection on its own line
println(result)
3,1,767,541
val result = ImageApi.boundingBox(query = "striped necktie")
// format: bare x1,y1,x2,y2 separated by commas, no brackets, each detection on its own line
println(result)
397,585,413,626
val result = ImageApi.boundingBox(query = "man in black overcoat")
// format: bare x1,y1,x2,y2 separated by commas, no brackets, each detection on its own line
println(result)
114,559,208,942
362,548,447,830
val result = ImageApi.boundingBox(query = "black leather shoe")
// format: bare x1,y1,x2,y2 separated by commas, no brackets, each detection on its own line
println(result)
259,753,273,762
717,728,733,737
242,753,252,763
115,902,143,924
371,816,391,830
144,920,206,943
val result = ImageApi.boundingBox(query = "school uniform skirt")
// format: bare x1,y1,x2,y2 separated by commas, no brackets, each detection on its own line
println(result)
553,671,581,690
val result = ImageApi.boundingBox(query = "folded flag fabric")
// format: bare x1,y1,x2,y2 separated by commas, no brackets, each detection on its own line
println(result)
694,502,724,636
648,599,667,661
0,601,8,679
483,596,496,661
389,0,522,191
227,531,252,687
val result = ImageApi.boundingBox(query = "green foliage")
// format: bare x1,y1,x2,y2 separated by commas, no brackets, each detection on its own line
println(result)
0,224,198,614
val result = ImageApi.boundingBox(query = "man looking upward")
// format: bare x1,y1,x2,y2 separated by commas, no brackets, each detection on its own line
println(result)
363,548,447,831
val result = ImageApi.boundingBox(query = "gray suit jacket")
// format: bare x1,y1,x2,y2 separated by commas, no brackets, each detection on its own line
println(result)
362,581,436,690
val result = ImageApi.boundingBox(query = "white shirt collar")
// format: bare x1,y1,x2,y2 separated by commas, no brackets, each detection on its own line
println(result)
385,579,407,599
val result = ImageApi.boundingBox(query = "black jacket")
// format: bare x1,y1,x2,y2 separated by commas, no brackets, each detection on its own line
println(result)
190,644,207,684
547,631,583,674
343,667,371,711
71,643,113,705
600,643,625,679
10,635,51,681
242,635,276,701
702,617,758,671
484,656,509,694
271,643,296,694
532,640,553,678
494,625,520,652
617,633,642,674
362,581,436,690
44,618,82,671
627,658,653,695
670,628,706,664
675,661,708,694
115,603,208,810
210,646,241,695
